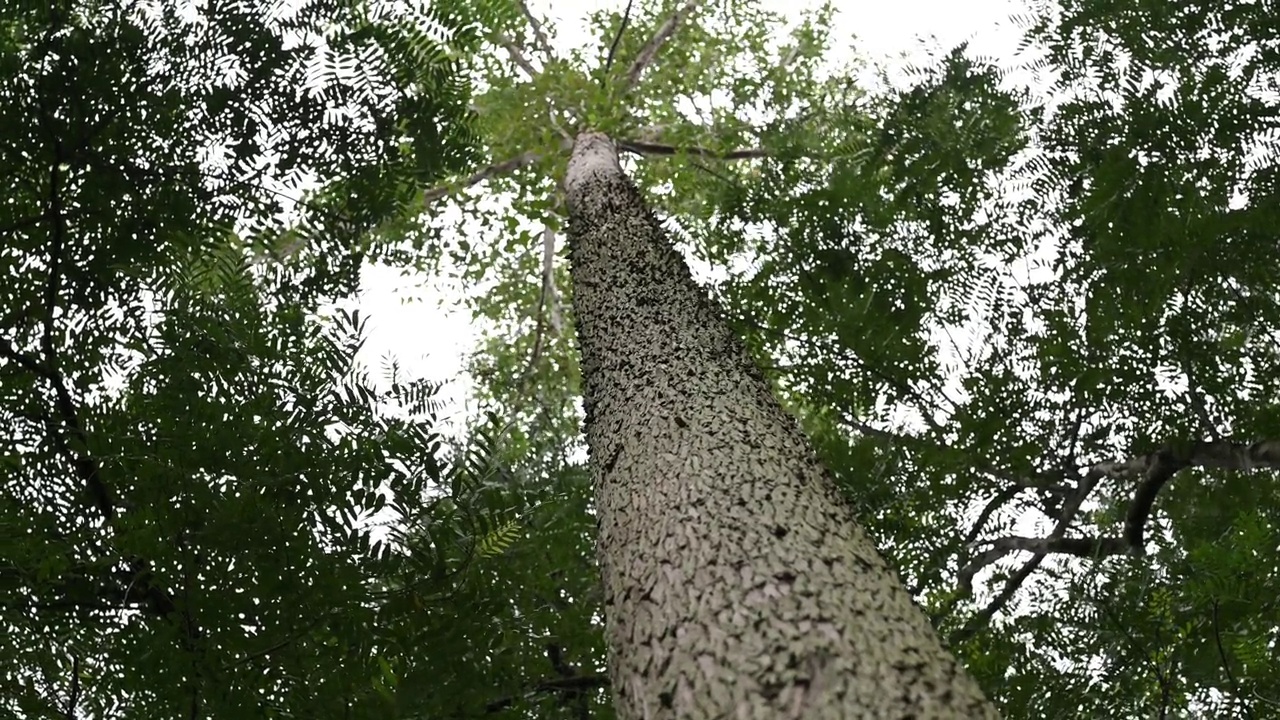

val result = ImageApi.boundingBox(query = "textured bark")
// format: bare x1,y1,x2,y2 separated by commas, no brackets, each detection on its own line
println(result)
563,131,999,719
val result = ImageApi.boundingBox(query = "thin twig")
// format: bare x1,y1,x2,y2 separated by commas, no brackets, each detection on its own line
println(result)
419,141,572,206
1212,599,1254,720
221,613,331,670
602,0,635,79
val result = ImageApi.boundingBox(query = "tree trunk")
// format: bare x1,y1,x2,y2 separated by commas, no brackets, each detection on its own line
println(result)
563,132,999,720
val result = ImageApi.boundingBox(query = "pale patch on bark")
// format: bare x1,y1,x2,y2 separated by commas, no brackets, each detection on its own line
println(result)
564,133,625,201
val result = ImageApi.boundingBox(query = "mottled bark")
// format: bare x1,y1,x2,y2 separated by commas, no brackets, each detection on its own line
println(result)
563,131,999,719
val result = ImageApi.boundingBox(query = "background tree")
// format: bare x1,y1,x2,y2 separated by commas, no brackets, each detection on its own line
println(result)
0,0,481,716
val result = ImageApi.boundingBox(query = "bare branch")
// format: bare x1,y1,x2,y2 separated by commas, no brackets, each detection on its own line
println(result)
622,0,701,94
496,33,540,79
950,470,1103,646
421,150,540,204
617,138,769,160
542,224,564,334
509,221,568,418
979,535,1132,559
962,485,1023,547
1088,439,1280,480
517,0,555,60
603,0,635,78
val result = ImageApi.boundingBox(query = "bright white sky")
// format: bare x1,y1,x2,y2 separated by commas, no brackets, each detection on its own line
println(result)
354,0,1031,434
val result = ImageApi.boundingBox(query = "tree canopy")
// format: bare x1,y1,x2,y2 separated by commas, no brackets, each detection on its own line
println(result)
0,0,480,716
3,0,1279,718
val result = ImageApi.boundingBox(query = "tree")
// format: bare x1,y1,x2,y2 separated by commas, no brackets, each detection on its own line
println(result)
411,0,1280,716
9,0,1280,716
563,131,997,717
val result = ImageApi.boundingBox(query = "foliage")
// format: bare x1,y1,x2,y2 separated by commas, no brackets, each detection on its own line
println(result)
0,0,480,716
390,416,608,719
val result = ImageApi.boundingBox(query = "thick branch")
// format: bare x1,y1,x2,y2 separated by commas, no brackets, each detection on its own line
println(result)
1088,439,1280,479
977,535,1131,559
953,438,1280,643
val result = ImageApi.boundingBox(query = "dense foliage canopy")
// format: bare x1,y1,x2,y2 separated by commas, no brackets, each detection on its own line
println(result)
3,0,1279,718
0,0,481,716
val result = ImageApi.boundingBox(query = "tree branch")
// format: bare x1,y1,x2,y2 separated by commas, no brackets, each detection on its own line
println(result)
1211,599,1255,720
622,0,701,94
418,141,571,206
495,32,540,79
950,469,1103,646
517,0,555,60
482,674,610,713
221,613,331,670
1,333,114,522
974,535,1132,560
826,405,1072,496
414,127,770,212
952,438,1280,643
1089,439,1280,480
617,138,769,160
64,654,80,719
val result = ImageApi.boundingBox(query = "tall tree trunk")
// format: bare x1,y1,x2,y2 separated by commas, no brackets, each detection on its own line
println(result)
563,132,999,719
